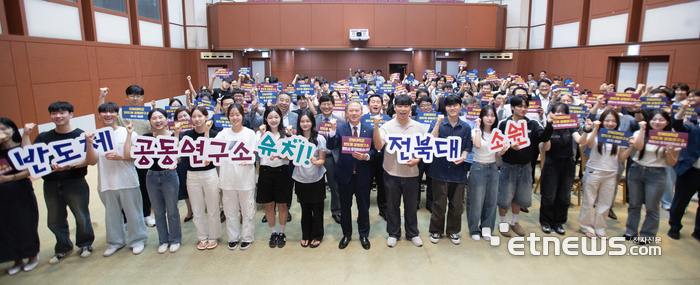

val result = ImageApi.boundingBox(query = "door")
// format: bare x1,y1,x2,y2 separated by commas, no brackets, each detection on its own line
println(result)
389,63,407,80
612,56,670,91
250,60,271,82
208,66,226,89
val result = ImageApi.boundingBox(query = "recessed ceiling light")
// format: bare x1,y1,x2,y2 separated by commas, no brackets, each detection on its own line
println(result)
354,47,359,51
300,47,306,50
404,48,413,51
461,48,466,51
246,48,254,51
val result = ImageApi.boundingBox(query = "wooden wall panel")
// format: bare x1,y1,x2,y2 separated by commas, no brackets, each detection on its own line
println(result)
311,5,344,47
279,5,312,47
294,51,313,71
140,49,169,76
95,47,137,80
668,43,700,85
374,5,405,47
271,50,295,84
249,4,281,47
336,51,363,71
0,41,16,87
217,4,250,48
360,52,388,73
548,50,580,77
32,81,93,122
590,0,632,17
341,4,375,47
435,6,466,48
405,5,436,48
465,5,497,49
141,74,170,99
26,43,91,84
552,0,583,24
311,51,337,72
0,86,22,125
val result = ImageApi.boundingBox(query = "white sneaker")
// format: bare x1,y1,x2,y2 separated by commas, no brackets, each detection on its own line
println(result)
387,237,397,248
482,235,491,242
145,216,156,227
103,245,125,257
132,244,145,255
169,243,180,253
471,234,481,241
411,236,423,247
157,244,168,254
429,233,440,244
448,234,461,245
79,246,93,258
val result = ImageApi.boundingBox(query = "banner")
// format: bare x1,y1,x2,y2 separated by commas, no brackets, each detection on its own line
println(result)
168,120,194,132
318,122,333,137
483,74,499,83
648,130,688,148
258,91,278,104
384,133,461,164
586,93,607,105
465,72,478,81
389,73,400,82
607,92,640,107
378,83,395,94
527,100,541,114
0,158,12,175
334,99,347,112
196,99,215,112
165,106,180,118
671,105,699,121
362,114,390,128
465,107,481,121
214,68,231,78
394,85,408,95
416,112,438,125
640,97,668,109
425,70,437,80
487,128,507,154
505,120,531,148
551,114,578,130
238,67,251,76
341,137,372,154
122,106,151,120
458,61,468,68
256,133,317,167
568,105,588,120
295,83,314,95
598,128,632,147
479,93,493,103
444,75,455,83
212,114,232,128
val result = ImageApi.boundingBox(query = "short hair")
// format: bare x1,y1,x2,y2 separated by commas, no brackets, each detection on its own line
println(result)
650,88,674,100
357,79,367,84
269,76,279,83
416,88,429,97
416,96,432,106
299,74,309,80
442,83,453,91
444,94,461,107
510,95,529,108
98,102,120,113
394,94,413,106
278,91,292,101
540,70,547,74
319,94,334,106
367,94,382,104
673,83,690,92
346,101,362,111
227,104,244,118
221,78,233,84
231,89,245,96
221,95,234,102
48,101,74,113
125,85,144,95
376,69,382,73
528,73,534,76
623,87,636,93
174,107,190,120
169,98,183,106
512,87,529,96
191,105,208,117
465,97,480,106
553,76,563,81
538,79,552,86
199,90,213,100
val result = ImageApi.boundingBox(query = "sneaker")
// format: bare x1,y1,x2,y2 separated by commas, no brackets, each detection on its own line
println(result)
554,226,566,235
387,237,397,248
169,243,180,253
23,257,39,272
157,244,168,254
240,242,252,250
471,234,481,241
429,233,440,244
482,235,491,242
662,205,671,211
103,244,125,257
499,223,512,237
198,240,209,250
49,250,72,265
262,216,267,223
411,236,423,247
145,216,156,227
510,222,526,236
228,241,239,250
277,233,287,248
79,246,93,258
541,225,552,234
132,244,145,255
269,233,278,248
448,234,461,245
206,240,217,250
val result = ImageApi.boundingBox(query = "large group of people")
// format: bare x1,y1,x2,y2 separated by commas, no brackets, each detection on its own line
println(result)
2,68,699,275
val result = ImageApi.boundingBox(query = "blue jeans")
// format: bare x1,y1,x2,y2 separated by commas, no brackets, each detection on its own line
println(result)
146,169,182,245
497,162,533,209
625,163,666,237
467,162,499,236
43,178,95,253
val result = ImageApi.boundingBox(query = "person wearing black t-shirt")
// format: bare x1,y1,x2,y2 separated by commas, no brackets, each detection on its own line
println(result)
208,75,233,101
24,102,95,264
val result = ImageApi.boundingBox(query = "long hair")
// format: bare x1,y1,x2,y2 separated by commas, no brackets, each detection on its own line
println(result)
637,109,672,160
0,117,22,145
597,110,620,156
479,105,498,140
263,106,288,137
296,109,318,146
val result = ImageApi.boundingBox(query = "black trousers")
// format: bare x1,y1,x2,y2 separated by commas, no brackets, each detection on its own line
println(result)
300,201,324,241
669,167,700,234
339,174,371,238
539,157,575,227
370,153,386,213
136,168,152,217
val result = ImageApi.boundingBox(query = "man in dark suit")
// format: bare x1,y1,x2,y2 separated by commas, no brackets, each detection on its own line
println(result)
315,95,346,224
327,101,377,250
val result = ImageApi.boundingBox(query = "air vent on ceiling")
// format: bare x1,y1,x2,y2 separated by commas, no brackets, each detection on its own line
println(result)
201,52,234,59
479,53,513,60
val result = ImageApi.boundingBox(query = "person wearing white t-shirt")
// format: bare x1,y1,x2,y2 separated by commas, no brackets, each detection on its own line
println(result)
625,110,679,243
215,104,258,250
85,102,147,257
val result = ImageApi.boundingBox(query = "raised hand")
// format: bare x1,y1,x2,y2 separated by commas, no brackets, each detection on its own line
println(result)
84,131,95,143
437,114,444,123
638,121,646,131
475,118,481,129
330,118,337,131
205,120,213,130
259,124,266,134
99,87,109,98
547,112,556,123
593,120,601,129
585,118,593,129
24,123,36,135
126,123,134,134
373,114,382,124
150,100,156,108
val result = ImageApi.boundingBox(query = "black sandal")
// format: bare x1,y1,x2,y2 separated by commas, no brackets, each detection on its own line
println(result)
310,240,321,248
301,240,310,248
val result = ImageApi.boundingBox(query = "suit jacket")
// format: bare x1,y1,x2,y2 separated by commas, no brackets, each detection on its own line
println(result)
327,122,377,186
315,113,346,162
673,118,700,176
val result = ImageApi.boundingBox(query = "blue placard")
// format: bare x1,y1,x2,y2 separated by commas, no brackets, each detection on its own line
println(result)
598,128,632,147
457,76,467,83
466,72,478,81
212,114,232,128
640,97,668,109
416,112,438,124
122,106,152,120
238,67,251,76
672,105,699,120
567,105,588,120
259,91,278,104
362,114,391,128
165,106,180,118
378,83,395,94
351,84,366,93
295,84,314,95
196,99,215,111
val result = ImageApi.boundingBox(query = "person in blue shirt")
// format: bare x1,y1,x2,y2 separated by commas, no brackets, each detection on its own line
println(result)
426,95,472,245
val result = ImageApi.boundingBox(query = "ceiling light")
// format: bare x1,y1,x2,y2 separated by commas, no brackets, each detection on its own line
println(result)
300,47,306,50
354,47,359,51
461,48,466,51
404,48,413,51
